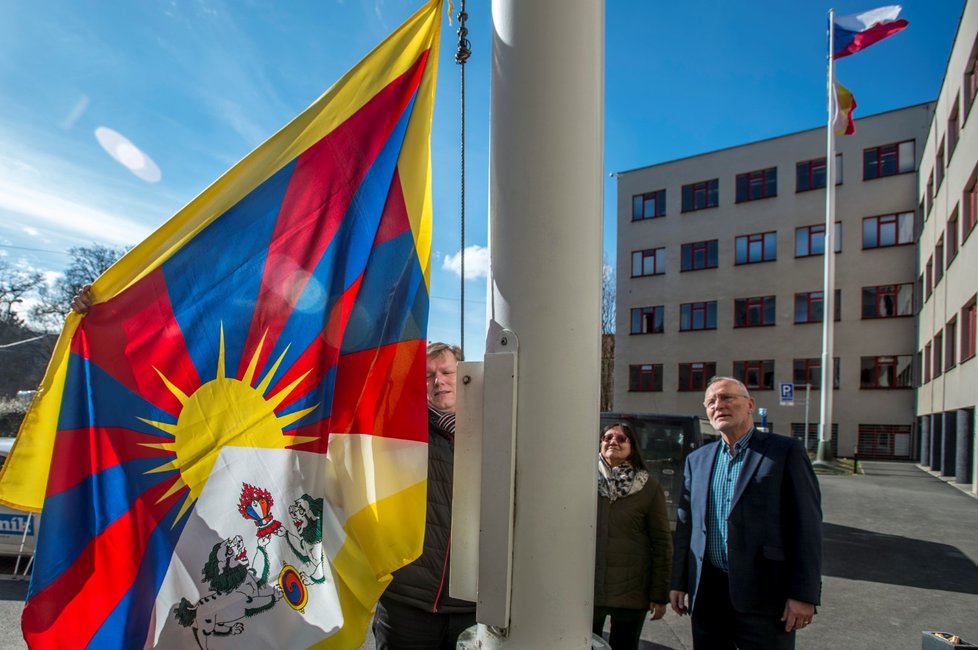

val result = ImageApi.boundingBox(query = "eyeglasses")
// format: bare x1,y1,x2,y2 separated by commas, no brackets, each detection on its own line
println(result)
703,393,749,409
601,432,629,444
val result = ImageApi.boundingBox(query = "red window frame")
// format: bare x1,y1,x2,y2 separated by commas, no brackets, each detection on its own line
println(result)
862,284,913,319
678,361,715,392
965,176,978,241
631,248,665,277
735,295,775,327
629,363,662,392
962,298,978,361
946,317,958,370
861,355,913,389
734,360,774,390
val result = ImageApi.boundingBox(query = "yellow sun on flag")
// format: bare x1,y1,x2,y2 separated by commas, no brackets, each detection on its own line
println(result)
141,325,318,522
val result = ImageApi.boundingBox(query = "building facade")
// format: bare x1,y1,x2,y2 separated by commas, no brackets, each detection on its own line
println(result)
614,104,934,460
916,0,978,493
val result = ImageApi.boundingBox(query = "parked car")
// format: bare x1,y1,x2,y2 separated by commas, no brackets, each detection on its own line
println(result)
0,437,38,558
599,412,717,528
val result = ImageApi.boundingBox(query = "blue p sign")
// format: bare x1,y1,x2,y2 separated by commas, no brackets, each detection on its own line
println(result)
779,383,794,402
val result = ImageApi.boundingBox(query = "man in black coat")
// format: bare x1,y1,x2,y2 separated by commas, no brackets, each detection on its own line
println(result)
372,342,476,649
669,376,822,649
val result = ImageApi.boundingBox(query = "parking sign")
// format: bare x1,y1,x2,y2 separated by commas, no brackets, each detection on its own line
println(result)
779,383,795,405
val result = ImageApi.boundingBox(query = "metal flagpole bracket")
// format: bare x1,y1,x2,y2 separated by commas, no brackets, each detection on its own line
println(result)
451,321,519,630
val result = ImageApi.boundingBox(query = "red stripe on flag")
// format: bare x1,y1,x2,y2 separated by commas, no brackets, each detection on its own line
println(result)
329,340,427,441
372,169,411,247
45,427,173,497
71,267,201,415
22,477,184,649
240,50,430,376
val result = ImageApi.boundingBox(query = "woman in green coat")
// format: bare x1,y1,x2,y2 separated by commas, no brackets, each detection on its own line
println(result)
593,423,673,649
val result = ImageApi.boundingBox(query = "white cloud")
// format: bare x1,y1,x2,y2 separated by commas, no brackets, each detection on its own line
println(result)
441,244,489,280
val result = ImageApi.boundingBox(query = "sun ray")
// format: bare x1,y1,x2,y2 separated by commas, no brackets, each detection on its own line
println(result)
140,327,322,526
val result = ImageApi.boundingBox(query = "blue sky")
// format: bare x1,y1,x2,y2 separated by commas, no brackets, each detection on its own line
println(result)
0,1,965,359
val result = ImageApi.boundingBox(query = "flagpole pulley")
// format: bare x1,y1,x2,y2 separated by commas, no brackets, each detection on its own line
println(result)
455,0,470,355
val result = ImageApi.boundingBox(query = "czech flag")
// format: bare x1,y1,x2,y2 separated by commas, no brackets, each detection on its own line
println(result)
833,5,908,59
0,1,441,648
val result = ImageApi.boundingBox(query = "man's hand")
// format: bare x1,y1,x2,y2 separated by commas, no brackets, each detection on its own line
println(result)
781,598,815,632
669,590,688,616
71,285,93,314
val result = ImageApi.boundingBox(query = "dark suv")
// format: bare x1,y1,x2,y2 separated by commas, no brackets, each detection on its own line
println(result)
600,412,716,528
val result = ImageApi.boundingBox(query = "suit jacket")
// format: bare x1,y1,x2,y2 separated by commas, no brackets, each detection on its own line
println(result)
671,429,822,617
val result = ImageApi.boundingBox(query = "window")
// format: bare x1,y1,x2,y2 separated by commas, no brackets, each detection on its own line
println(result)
947,209,959,267
925,257,933,299
793,357,840,389
735,231,777,264
678,362,716,392
962,297,977,361
681,239,719,271
735,295,776,327
934,237,945,285
949,99,960,158
858,424,912,459
629,364,663,392
632,190,666,220
796,155,843,192
966,51,978,119
946,317,958,370
795,223,842,257
862,284,913,319
630,306,664,334
964,167,978,241
862,212,914,248
863,140,915,179
680,301,717,331
733,360,774,390
681,179,719,212
795,290,840,324
631,248,665,277
926,171,934,214
934,331,944,378
736,167,777,202
923,343,932,383
936,139,946,189
860,355,913,388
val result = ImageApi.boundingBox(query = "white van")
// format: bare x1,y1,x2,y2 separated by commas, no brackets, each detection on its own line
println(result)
0,438,38,560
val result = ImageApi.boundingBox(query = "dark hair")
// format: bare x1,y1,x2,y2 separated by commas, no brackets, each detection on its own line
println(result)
600,422,647,471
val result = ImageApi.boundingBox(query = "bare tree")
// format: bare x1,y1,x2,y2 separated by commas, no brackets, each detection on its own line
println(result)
600,258,616,412
31,244,127,330
0,262,53,399
0,261,43,326
601,260,616,335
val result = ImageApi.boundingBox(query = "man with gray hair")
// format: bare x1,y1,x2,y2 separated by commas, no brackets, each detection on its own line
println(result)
372,342,476,649
669,376,822,649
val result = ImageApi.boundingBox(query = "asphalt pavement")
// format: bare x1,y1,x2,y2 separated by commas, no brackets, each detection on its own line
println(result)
1,461,976,649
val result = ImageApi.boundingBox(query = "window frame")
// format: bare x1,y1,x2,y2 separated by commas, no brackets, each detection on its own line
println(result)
860,355,914,389
795,222,842,257
863,140,915,180
736,166,777,203
793,357,840,389
628,363,663,392
962,296,978,362
862,212,914,249
630,305,664,335
680,239,719,272
735,231,777,265
681,179,719,213
631,189,666,221
734,295,776,328
733,359,775,390
631,247,666,277
680,301,718,332
861,283,914,319
678,361,716,392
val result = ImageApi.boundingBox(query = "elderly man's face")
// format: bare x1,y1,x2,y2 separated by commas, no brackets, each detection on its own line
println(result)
426,350,458,413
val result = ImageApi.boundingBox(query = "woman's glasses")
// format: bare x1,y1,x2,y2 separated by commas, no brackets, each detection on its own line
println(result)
601,432,629,445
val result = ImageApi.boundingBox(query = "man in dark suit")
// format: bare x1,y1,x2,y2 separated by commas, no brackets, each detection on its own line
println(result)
669,376,822,649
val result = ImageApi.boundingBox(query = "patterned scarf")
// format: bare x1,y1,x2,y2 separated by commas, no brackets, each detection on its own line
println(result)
597,457,649,502
429,406,456,442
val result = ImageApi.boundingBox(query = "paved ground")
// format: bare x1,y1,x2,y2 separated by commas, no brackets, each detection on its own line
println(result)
0,461,976,649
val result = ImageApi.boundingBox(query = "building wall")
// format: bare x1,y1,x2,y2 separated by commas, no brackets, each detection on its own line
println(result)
615,105,933,457
916,0,978,491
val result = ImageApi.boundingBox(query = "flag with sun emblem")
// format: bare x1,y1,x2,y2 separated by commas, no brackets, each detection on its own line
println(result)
0,2,441,648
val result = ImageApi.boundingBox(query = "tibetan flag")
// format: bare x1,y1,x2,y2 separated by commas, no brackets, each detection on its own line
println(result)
0,1,441,648
833,5,908,59
833,82,858,135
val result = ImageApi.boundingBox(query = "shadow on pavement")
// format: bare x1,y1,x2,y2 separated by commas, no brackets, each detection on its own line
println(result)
823,522,978,594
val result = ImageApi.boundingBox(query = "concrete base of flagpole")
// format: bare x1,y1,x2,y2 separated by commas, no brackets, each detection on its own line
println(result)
457,624,612,649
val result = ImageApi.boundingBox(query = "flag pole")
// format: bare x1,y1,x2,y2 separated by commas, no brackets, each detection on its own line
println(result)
817,8,837,464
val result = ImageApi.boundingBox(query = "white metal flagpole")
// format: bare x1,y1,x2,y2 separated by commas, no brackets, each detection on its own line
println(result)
817,9,837,463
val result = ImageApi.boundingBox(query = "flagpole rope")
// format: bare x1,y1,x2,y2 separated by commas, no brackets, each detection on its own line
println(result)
455,1,471,356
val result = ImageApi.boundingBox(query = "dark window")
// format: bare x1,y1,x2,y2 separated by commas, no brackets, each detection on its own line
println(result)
948,209,960,267
862,284,913,319
632,190,666,220
935,237,945,286
795,223,841,257
946,317,958,370
735,231,777,264
629,364,663,392
934,331,944,378
925,257,933,299
965,167,978,241
967,51,978,119
936,139,946,190
924,344,932,383
793,357,840,389
630,306,664,334
862,212,914,248
860,355,913,388
926,171,934,214
962,297,977,361
797,158,826,192
631,248,666,277
863,140,915,179
949,99,961,159
734,295,776,327
680,240,719,271
680,301,717,331
733,360,775,390
736,167,777,202
681,179,719,212
678,362,716,392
